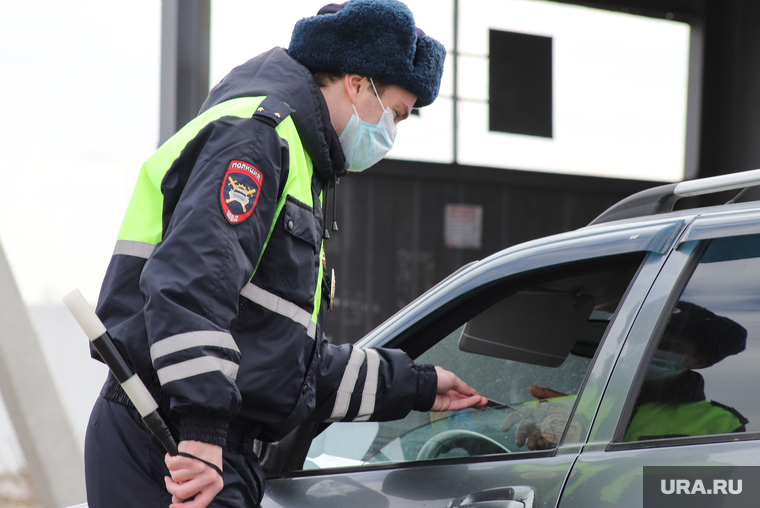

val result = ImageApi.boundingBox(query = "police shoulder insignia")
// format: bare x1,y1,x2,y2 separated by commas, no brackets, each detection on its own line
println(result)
220,160,262,224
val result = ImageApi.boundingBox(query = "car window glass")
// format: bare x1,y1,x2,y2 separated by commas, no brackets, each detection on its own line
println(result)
304,255,642,470
623,234,760,443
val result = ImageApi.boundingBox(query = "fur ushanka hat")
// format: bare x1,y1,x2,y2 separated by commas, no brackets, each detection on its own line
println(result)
288,0,446,108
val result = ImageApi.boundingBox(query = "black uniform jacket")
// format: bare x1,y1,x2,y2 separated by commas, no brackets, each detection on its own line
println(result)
96,48,437,446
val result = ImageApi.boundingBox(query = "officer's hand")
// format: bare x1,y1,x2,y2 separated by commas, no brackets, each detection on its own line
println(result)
165,440,224,508
430,366,488,412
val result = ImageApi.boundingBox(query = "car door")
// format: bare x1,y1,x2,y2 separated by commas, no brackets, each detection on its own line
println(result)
259,218,686,508
559,209,760,507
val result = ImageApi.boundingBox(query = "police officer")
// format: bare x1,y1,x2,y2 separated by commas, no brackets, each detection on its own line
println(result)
84,1,486,507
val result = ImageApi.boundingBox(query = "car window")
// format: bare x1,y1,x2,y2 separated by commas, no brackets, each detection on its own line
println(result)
623,233,760,443
303,255,643,470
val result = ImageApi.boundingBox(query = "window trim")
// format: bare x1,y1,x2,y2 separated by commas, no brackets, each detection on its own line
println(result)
608,238,728,449
680,209,760,243
608,430,760,452
559,252,654,449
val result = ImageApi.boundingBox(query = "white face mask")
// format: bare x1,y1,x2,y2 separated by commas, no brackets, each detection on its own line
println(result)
645,350,689,381
339,79,398,172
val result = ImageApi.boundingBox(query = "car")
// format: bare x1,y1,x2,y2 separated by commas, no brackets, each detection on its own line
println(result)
255,168,760,508
65,168,760,508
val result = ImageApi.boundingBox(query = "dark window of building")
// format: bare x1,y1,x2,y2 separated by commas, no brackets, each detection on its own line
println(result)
489,29,553,138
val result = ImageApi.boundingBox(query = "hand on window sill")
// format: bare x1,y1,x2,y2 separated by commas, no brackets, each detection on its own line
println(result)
430,366,488,412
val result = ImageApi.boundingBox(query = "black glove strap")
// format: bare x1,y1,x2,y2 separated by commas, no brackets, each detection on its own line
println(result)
177,452,224,478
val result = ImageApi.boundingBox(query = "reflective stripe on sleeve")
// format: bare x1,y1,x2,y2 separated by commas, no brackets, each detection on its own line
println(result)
354,349,380,422
240,283,316,339
150,331,240,362
156,357,240,385
327,347,366,422
112,240,155,259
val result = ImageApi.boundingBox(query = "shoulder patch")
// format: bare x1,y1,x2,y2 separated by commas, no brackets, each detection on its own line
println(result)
220,160,262,225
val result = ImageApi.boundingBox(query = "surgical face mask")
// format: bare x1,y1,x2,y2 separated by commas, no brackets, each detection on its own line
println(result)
644,350,688,381
339,79,398,172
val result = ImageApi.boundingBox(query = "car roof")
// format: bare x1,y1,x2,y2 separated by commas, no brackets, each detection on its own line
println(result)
590,167,760,225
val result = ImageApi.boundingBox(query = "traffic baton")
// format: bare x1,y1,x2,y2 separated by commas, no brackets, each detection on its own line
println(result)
63,289,179,456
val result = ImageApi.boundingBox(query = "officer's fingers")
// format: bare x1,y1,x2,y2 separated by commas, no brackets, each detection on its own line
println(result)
165,470,204,498
447,394,487,411
168,468,195,484
166,460,205,484
165,474,194,500
431,389,480,412
451,377,478,397
165,453,204,474
164,476,202,507
434,367,479,397
166,479,203,508
168,474,223,508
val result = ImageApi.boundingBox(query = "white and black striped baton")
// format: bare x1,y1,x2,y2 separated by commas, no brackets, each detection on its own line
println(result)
63,289,179,456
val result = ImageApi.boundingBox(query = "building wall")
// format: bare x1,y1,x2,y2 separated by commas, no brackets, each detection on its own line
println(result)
699,0,760,179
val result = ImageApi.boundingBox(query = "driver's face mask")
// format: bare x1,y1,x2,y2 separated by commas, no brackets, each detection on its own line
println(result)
339,78,397,172
645,350,689,381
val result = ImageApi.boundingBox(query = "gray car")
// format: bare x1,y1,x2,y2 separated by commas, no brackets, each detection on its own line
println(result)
68,169,760,507
257,169,760,508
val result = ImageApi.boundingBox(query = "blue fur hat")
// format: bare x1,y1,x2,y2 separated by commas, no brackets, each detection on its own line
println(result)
289,0,446,108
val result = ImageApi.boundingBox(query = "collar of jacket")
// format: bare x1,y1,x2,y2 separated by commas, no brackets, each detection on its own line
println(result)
199,47,346,180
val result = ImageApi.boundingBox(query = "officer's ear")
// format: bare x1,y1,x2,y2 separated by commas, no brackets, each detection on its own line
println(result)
343,74,368,104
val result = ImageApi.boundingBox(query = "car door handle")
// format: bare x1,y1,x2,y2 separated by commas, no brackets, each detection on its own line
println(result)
448,486,535,508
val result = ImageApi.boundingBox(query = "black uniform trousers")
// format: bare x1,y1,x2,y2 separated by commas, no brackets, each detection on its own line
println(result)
85,396,264,508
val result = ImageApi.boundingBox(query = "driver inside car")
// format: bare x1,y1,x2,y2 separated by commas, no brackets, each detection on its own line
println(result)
503,301,748,450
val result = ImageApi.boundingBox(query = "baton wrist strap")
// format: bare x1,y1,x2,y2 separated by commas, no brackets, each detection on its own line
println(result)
177,452,224,478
